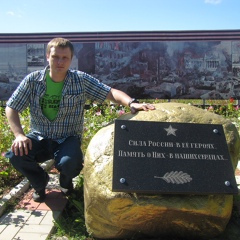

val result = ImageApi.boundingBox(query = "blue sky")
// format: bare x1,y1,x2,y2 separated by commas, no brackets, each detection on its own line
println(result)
0,0,239,33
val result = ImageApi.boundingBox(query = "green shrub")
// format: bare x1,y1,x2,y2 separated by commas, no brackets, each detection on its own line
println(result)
0,107,30,194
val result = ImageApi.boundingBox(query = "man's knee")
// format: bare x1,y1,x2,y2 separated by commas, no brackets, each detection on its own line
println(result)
6,151,25,170
58,156,83,176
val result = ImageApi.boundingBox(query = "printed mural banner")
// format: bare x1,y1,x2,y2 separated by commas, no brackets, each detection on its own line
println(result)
1,40,240,101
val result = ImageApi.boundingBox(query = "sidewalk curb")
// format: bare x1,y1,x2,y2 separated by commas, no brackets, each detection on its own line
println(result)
0,159,54,217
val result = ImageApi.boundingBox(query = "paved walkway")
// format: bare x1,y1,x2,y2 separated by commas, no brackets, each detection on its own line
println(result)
0,173,67,240
0,162,239,240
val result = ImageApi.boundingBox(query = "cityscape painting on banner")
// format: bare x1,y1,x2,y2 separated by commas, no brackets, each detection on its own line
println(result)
1,33,240,100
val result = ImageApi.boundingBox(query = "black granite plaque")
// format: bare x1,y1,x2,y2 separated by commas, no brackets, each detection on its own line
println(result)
112,120,238,194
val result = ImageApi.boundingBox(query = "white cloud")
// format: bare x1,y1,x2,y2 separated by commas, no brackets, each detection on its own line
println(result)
205,0,222,4
6,11,22,18
6,11,14,16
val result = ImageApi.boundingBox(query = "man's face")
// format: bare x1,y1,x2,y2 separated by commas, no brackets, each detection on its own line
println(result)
46,46,72,76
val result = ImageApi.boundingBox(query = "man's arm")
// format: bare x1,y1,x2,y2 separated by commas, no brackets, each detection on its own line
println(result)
106,88,155,113
5,106,32,156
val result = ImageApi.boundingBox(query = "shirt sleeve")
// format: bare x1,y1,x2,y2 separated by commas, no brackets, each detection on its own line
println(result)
82,72,111,102
6,75,31,112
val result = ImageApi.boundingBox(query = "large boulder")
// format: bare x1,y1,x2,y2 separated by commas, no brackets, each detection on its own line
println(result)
84,103,240,239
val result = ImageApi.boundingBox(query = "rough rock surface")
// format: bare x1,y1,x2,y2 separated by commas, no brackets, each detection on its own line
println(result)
84,103,240,239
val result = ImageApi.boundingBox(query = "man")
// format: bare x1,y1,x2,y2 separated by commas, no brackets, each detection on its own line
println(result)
5,38,155,202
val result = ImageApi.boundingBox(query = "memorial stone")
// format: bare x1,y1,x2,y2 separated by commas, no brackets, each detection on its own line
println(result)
84,102,240,239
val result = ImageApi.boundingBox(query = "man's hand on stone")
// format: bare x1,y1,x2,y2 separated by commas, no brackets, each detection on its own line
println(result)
130,103,155,114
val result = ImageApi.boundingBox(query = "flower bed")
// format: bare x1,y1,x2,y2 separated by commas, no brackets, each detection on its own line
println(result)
0,99,239,198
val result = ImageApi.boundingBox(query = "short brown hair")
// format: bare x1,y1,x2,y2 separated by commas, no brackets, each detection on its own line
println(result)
46,38,74,58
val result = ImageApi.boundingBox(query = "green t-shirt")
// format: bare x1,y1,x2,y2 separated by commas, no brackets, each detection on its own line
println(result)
40,72,64,121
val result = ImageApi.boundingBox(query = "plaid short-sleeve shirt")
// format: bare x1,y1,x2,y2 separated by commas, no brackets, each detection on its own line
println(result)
7,66,111,143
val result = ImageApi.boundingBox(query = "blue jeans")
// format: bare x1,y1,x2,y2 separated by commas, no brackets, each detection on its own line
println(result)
6,134,83,191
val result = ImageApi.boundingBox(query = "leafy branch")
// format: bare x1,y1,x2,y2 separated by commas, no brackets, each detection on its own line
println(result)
155,171,192,184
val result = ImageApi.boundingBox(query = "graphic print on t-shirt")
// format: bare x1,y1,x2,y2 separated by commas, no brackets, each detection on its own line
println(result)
40,93,62,121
